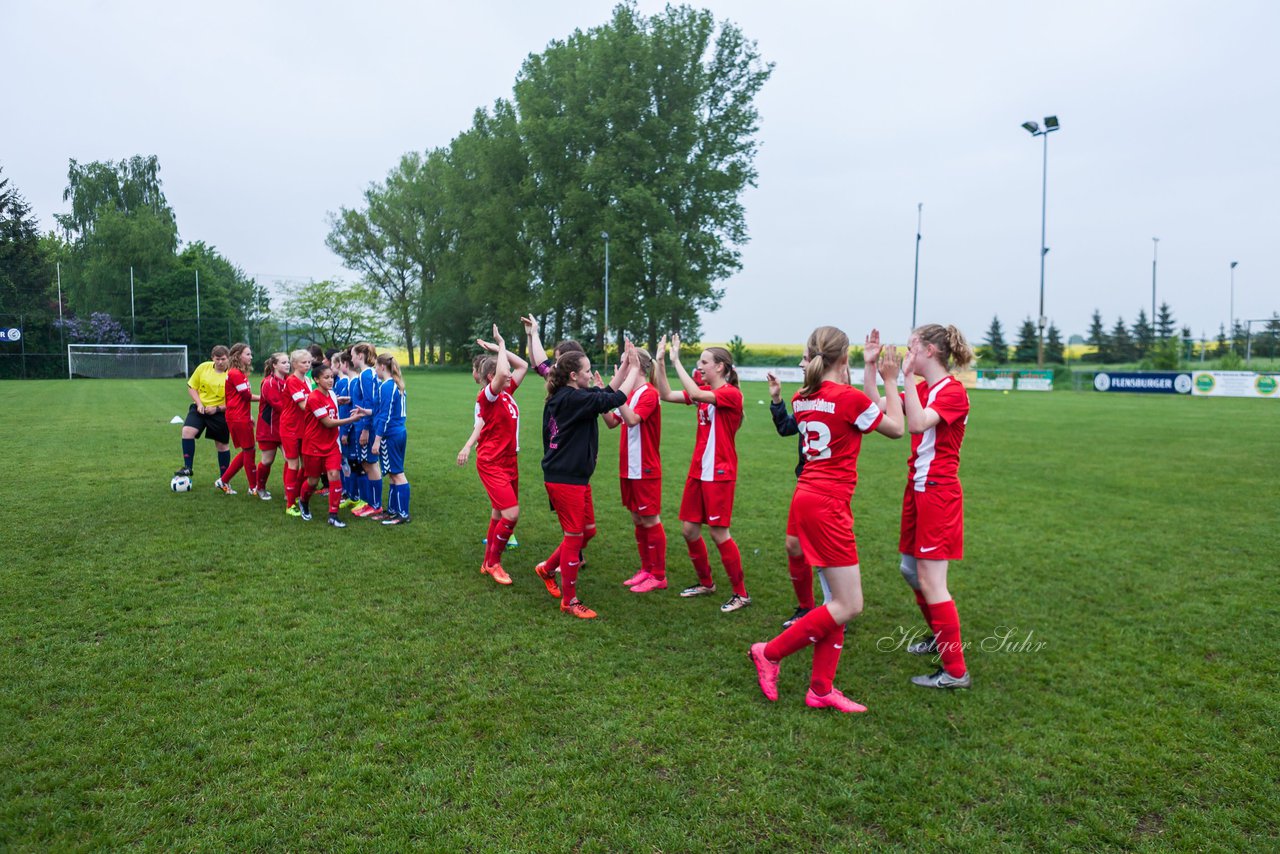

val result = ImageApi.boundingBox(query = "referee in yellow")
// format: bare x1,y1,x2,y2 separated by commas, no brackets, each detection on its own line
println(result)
176,345,233,488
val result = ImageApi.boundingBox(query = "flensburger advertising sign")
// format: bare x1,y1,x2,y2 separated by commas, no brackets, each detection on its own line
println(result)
1092,372,1192,394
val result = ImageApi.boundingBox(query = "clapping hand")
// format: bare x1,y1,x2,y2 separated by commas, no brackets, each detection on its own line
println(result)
878,344,901,383
766,372,782,402
669,334,682,362
864,329,881,365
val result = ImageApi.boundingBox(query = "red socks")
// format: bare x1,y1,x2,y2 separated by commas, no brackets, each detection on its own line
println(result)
765,605,839,662
929,599,967,677
222,449,256,489
716,538,747,597
914,589,933,627
686,538,714,586
256,460,273,493
634,524,650,573
809,625,845,695
559,533,584,605
646,524,667,580
328,480,341,514
222,451,245,485
789,553,815,609
485,518,517,567
299,479,315,504
284,463,300,507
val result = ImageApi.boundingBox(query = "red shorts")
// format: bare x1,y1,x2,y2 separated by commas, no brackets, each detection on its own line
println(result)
257,439,280,452
545,482,595,533
303,449,342,479
478,457,520,511
280,435,303,460
899,483,964,560
678,477,735,527
788,487,858,567
228,419,255,449
620,478,662,516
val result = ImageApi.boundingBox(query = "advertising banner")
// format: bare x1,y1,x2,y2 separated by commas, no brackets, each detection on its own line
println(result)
1016,370,1054,391
1191,371,1280,398
0,327,22,343
1092,372,1192,394
975,370,1015,390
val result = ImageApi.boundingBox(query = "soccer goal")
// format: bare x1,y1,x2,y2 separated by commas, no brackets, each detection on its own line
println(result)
68,344,189,379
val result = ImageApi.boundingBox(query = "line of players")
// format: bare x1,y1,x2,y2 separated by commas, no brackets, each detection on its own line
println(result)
457,316,973,712
175,342,410,528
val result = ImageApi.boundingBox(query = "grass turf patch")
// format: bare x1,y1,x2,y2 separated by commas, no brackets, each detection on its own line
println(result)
1,376,1277,850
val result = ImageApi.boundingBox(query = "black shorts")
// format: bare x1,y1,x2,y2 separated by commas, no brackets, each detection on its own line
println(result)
185,404,230,443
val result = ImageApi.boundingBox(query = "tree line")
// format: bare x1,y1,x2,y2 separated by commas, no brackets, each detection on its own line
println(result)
327,2,772,364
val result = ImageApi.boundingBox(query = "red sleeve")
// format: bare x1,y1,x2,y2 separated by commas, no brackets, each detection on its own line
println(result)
307,390,331,420
714,384,743,414
633,387,658,421
261,377,284,408
847,387,884,434
476,388,493,418
229,369,251,401
929,381,970,425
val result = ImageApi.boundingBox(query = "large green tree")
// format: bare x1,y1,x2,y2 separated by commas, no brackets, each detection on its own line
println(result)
1085,310,1109,363
0,167,55,317
1013,317,1038,362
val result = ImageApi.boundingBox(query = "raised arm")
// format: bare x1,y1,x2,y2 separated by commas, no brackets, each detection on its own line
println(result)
669,335,716,404
901,349,942,435
863,329,886,408
653,336,684,403
522,314,548,371
487,325,512,396
874,347,905,439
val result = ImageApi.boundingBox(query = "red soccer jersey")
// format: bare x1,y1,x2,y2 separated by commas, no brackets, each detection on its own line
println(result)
682,383,743,482
793,381,884,501
256,374,286,442
905,375,969,492
302,388,339,456
619,383,661,479
224,368,253,424
279,374,310,439
475,378,520,464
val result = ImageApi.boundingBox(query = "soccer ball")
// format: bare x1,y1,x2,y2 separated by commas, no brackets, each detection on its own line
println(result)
171,475,193,492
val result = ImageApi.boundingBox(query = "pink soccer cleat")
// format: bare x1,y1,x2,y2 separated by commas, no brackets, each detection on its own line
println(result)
749,643,780,701
804,688,868,714
630,575,668,593
623,570,650,587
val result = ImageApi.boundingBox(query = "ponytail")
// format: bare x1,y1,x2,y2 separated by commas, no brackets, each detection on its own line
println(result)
546,352,587,399
376,353,405,393
705,347,739,387
263,352,286,377
799,326,848,397
915,323,974,370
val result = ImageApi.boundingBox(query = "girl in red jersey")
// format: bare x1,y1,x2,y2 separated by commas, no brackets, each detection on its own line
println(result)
535,342,644,619
653,335,751,613
298,364,370,527
749,326,905,713
457,327,529,585
254,352,288,501
865,325,974,690
216,342,260,495
278,349,313,516
602,347,667,593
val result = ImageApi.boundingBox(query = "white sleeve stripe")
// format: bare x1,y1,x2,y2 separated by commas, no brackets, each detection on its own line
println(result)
235,383,250,391
484,386,500,403
292,391,306,401
855,402,882,432
313,407,329,417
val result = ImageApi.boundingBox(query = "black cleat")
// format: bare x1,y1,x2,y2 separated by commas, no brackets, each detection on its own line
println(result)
298,500,313,521
782,607,812,629
327,514,347,528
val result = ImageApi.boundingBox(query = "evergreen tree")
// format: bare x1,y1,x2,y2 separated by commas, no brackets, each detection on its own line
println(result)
1260,313,1280,359
1045,323,1065,364
1132,308,1154,359
1215,323,1228,355
1156,301,1176,339
1013,317,1038,362
981,315,1009,364
1086,309,1109,363
1110,316,1135,363
0,167,55,316
1231,320,1248,355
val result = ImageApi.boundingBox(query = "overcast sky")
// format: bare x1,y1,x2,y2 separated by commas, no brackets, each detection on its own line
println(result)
4,1,1277,344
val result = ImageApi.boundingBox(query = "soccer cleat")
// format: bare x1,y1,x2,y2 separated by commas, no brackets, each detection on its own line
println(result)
317,487,329,497
381,514,410,526
352,504,380,518
908,635,939,656
680,583,717,598
630,574,668,593
911,668,971,690
257,490,272,501
720,594,752,613
368,510,396,522
174,467,193,477
481,562,513,585
350,500,369,514
748,643,780,701
805,688,868,713
507,535,519,549
623,570,650,587
248,487,258,497
560,598,597,619
285,503,301,517
339,497,357,509
534,562,561,598
298,500,312,521
327,514,347,528
783,606,812,628
214,478,237,495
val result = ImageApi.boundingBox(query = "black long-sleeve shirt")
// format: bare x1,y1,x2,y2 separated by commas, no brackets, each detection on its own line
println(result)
770,399,806,478
542,385,628,485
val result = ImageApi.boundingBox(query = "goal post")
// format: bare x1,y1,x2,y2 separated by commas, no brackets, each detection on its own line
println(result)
68,344,189,379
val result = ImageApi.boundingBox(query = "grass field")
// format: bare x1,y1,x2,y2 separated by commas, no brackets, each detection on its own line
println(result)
2,374,1277,850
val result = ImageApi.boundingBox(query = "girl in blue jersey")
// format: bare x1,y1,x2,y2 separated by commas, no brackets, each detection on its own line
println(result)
331,351,357,507
348,343,383,517
372,354,410,525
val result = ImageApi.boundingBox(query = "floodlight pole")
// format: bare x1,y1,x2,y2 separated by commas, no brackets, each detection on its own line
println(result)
1229,261,1238,351
195,268,201,353
1151,238,1159,332
130,266,136,338
602,231,610,353
1023,116,1059,369
911,203,923,330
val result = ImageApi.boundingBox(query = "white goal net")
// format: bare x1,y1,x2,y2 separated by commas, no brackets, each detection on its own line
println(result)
68,344,189,379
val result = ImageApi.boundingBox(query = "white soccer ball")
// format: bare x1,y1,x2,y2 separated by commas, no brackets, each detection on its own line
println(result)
171,475,193,492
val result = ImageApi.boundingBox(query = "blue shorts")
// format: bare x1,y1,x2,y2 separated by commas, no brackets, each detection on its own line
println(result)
379,429,406,475
356,423,375,463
